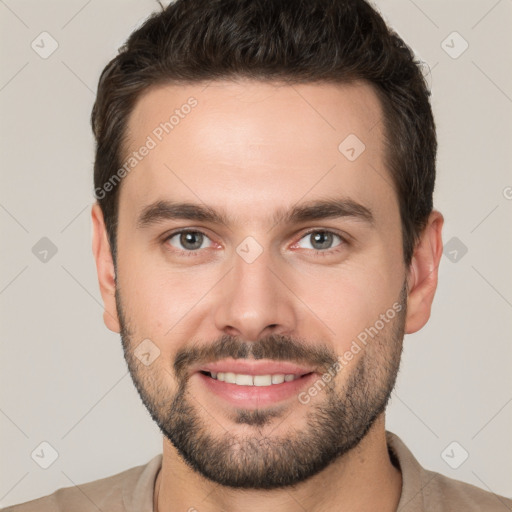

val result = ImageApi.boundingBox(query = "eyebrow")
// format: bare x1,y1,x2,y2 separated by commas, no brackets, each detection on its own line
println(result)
136,197,374,230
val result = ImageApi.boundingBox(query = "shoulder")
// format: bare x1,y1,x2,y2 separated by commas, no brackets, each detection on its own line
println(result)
386,431,512,512
418,467,512,511
1,454,162,512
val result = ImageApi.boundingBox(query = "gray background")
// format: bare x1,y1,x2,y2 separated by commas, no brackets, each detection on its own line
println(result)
1,0,511,507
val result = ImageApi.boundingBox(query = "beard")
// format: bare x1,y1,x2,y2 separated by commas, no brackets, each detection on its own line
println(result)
116,282,407,490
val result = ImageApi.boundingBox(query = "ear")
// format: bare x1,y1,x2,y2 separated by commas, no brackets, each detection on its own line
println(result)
91,203,121,333
405,210,444,334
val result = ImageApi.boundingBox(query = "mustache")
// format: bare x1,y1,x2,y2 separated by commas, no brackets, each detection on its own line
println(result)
173,333,338,383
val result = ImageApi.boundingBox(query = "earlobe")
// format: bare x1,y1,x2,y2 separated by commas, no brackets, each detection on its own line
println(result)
91,203,121,333
404,210,444,334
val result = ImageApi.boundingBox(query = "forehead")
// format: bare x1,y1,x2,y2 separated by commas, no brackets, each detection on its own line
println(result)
119,79,395,228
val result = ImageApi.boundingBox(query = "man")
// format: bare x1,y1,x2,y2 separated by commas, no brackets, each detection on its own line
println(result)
5,0,511,511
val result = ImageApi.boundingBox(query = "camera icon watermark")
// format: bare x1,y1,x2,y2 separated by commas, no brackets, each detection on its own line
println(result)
443,236,468,263
236,236,264,264
31,441,59,469
32,237,58,263
134,338,161,366
338,134,366,162
441,441,469,469
31,31,59,59
441,31,469,60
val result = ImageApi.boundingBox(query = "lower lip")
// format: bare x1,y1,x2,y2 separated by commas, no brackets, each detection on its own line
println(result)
195,372,318,408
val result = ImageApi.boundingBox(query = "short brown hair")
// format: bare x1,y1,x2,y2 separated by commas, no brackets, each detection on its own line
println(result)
91,0,436,266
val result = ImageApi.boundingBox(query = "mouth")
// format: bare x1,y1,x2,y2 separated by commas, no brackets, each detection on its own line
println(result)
198,370,313,386
192,359,319,409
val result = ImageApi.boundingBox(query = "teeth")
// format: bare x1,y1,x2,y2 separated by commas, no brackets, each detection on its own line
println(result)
253,375,272,386
210,372,301,386
271,374,285,384
224,372,236,384
235,374,253,386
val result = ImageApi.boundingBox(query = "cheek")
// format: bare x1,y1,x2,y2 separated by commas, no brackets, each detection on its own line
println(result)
116,247,219,340
294,258,402,354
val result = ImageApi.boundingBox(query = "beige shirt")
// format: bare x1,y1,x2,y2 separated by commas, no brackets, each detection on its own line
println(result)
3,431,511,511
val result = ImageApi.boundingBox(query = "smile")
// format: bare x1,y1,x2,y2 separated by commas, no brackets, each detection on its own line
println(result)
200,370,311,386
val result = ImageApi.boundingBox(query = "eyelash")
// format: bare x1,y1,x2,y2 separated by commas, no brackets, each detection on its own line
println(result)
163,228,348,258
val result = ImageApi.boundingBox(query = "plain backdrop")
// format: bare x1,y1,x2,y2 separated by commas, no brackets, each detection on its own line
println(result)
1,0,511,508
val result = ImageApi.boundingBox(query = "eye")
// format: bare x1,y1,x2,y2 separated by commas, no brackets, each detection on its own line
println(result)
294,230,345,254
163,228,347,258
165,229,213,254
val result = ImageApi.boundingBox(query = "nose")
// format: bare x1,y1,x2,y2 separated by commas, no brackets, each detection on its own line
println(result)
212,242,298,343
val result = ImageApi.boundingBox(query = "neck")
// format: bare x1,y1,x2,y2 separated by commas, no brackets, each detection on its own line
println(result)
154,415,402,512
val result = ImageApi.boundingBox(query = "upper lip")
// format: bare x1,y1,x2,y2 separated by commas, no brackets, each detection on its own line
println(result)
194,359,318,376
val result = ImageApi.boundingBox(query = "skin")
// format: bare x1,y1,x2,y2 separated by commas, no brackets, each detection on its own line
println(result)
92,79,443,512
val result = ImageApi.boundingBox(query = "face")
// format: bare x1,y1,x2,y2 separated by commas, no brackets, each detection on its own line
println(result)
103,79,411,488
